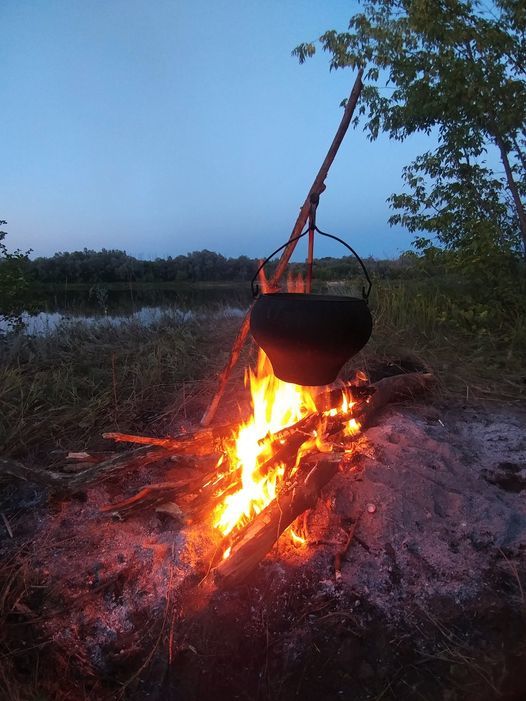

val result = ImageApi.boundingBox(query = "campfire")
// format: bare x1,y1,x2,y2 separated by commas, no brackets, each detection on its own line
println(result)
2,343,433,591
213,350,361,533
85,350,432,588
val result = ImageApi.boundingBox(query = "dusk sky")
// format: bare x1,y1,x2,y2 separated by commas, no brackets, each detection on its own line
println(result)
2,0,434,261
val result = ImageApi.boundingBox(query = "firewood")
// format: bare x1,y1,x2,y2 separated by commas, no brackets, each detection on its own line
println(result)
96,385,374,517
213,452,351,587
100,465,226,517
100,481,197,516
361,372,435,421
102,424,234,456
0,446,169,491
256,383,374,447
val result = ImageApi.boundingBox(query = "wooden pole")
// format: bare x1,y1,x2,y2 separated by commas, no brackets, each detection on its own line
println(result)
270,69,364,284
200,69,365,427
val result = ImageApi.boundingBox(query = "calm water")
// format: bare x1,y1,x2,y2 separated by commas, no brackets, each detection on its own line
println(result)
3,284,252,335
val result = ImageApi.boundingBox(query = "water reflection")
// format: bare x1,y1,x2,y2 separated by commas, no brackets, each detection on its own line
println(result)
3,284,251,335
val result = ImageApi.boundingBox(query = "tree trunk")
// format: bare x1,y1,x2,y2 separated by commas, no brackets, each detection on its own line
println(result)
494,131,526,259
512,136,526,177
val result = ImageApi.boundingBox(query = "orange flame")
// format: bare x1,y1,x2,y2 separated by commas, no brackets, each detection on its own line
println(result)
212,349,364,548
213,350,317,536
286,270,306,293
288,527,307,545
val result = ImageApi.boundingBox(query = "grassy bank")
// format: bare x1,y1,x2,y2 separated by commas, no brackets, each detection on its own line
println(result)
368,280,526,400
0,314,243,461
1,280,524,463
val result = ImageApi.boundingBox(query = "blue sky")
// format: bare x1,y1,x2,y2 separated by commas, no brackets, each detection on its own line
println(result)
1,0,433,260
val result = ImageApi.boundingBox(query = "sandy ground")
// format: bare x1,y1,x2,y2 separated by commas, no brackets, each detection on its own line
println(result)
1,399,525,700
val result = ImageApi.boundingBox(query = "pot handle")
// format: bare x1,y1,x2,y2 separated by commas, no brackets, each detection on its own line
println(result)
251,226,373,301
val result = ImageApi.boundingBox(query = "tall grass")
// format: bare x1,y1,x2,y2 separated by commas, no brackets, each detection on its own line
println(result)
0,313,241,461
367,278,526,399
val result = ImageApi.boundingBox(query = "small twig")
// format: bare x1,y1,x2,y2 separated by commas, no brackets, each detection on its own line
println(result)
498,547,525,605
66,451,115,464
1,512,13,538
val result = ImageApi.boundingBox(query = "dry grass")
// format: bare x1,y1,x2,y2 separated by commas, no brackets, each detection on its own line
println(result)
0,313,242,463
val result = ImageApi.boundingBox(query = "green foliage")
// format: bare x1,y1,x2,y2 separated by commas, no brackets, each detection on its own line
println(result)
28,248,259,285
25,248,404,287
293,0,526,313
0,221,32,332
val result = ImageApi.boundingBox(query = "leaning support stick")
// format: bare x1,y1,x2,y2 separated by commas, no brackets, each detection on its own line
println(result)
200,69,364,427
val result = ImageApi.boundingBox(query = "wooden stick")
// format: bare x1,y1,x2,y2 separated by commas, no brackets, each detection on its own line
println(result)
334,510,363,581
0,446,169,492
270,69,364,284
199,310,253,428
361,372,435,421
103,424,233,456
65,451,115,464
101,481,196,515
200,70,364,427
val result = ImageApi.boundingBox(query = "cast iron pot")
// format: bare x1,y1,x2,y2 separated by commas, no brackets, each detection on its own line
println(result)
250,292,373,386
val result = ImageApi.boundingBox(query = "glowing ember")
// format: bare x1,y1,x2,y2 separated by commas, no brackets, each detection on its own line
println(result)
212,348,363,544
288,527,307,545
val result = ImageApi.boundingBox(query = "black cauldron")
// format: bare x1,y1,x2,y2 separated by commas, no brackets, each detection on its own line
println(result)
249,205,373,385
250,292,373,385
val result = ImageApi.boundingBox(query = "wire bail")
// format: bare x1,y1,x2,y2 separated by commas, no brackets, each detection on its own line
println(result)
251,203,372,301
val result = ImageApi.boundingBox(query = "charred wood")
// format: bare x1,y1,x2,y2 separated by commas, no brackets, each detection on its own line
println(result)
213,452,351,587
0,446,169,492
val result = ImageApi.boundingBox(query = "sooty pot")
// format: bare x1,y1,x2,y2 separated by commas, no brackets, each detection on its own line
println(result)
249,292,373,386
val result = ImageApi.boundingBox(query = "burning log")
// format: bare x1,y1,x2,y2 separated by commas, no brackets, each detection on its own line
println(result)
213,452,350,587
102,424,233,456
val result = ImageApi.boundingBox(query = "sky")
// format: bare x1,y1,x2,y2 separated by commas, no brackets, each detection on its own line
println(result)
1,0,434,261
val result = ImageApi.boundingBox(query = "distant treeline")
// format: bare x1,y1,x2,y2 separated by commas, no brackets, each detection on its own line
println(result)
25,248,421,285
